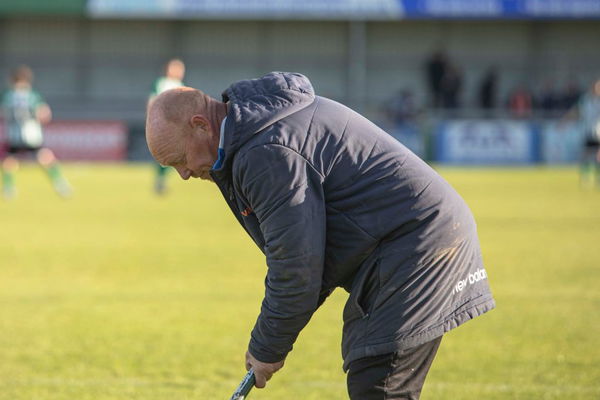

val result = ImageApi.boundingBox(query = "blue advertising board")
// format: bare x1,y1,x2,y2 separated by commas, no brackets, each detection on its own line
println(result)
400,0,600,18
88,0,600,19
540,121,584,164
434,120,539,165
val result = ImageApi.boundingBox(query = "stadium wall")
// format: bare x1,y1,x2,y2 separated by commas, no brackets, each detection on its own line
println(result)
1,18,599,118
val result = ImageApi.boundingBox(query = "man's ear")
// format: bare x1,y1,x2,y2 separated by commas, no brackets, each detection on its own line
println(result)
190,115,209,133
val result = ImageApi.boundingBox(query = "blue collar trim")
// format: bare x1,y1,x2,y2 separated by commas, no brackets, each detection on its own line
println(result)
212,117,227,169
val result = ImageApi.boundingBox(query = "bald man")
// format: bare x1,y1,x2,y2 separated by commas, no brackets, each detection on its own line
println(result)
146,72,494,399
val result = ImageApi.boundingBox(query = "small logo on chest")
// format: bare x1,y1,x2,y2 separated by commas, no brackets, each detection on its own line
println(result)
241,207,253,217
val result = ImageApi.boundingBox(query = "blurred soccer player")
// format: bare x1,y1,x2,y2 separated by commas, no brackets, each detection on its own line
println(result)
148,59,186,195
564,78,600,187
1,65,71,199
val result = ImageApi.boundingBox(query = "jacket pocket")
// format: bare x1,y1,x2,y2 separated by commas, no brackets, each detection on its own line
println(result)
343,256,380,321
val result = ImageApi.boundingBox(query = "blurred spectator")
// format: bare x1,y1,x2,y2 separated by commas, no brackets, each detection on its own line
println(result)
478,67,499,112
384,88,419,125
425,50,448,109
440,63,463,110
148,58,186,195
1,65,71,200
538,79,560,116
507,84,534,118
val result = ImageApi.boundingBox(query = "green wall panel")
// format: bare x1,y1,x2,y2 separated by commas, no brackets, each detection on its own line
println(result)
0,0,85,16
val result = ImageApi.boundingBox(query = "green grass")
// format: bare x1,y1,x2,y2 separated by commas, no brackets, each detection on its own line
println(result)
0,164,599,399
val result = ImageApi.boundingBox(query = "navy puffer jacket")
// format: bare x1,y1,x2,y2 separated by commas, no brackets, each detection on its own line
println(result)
210,72,494,370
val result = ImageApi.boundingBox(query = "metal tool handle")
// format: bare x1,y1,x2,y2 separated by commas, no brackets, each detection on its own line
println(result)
229,369,256,400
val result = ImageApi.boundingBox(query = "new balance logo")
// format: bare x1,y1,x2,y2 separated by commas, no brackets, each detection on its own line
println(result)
452,268,488,295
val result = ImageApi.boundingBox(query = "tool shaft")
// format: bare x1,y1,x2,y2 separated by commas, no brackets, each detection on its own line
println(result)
230,369,255,400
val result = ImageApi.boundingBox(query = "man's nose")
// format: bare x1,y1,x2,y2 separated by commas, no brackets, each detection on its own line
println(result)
176,167,192,180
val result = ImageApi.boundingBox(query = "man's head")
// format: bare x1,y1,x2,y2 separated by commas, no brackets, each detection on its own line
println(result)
11,65,33,87
165,59,185,81
146,87,224,181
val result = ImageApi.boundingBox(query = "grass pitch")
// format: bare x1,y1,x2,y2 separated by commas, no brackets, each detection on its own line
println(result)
0,164,599,399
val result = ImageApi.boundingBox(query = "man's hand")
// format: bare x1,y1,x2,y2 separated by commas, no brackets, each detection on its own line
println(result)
245,350,285,388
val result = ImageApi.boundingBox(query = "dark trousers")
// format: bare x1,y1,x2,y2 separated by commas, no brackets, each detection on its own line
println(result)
347,336,442,400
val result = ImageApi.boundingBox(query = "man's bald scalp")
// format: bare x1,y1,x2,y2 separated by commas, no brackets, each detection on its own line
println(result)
146,87,212,165
150,87,210,124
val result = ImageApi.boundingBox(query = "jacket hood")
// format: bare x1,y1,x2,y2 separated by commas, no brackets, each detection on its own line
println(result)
216,72,315,172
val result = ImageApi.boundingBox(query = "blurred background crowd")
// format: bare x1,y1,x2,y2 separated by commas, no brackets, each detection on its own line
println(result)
385,49,585,123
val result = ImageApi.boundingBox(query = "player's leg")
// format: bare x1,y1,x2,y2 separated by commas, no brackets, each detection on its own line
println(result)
346,336,442,400
2,154,20,199
154,162,170,195
36,147,72,197
580,138,598,188
594,143,600,188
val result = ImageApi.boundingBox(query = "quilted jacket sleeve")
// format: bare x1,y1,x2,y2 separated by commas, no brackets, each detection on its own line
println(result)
234,144,326,363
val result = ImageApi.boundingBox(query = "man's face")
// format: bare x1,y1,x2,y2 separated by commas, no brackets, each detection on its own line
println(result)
162,126,216,182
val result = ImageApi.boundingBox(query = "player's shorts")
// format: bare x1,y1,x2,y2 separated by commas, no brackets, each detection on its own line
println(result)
584,137,600,149
5,143,42,156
